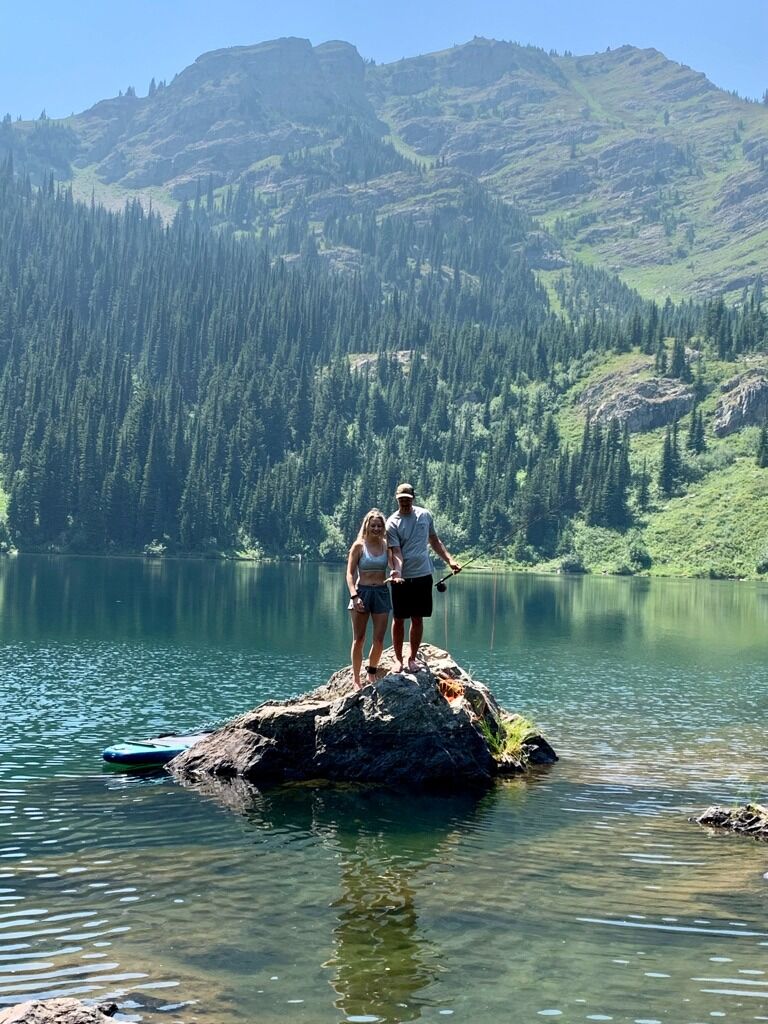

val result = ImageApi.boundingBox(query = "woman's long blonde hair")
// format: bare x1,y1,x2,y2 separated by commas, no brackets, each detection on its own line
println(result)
356,508,386,543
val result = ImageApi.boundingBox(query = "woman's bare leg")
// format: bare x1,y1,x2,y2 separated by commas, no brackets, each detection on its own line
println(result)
367,613,389,678
350,609,369,688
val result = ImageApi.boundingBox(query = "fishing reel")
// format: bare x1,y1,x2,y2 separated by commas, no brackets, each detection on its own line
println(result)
434,556,478,594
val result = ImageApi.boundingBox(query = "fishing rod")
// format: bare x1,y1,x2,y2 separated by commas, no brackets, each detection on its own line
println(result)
435,555,480,593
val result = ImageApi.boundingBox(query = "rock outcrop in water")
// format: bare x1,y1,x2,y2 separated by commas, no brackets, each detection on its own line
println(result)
0,999,117,1024
695,803,768,841
168,644,556,788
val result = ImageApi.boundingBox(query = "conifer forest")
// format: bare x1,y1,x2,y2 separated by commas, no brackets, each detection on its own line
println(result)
0,159,766,563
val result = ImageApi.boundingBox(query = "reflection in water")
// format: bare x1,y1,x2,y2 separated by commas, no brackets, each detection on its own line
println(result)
190,780,487,1023
2,557,767,660
328,839,436,1023
323,790,480,1023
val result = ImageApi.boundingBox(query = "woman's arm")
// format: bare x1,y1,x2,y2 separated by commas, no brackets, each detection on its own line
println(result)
346,543,363,601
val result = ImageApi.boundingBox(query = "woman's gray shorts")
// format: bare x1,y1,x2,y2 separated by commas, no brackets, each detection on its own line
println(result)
348,584,392,614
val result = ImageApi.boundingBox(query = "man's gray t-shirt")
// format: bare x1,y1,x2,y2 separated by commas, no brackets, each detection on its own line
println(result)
386,505,435,578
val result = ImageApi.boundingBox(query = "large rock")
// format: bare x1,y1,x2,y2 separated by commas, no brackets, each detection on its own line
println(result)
714,369,768,436
0,1000,116,1024
168,644,556,788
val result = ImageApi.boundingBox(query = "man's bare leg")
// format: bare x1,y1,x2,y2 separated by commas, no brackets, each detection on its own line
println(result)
408,617,424,672
392,617,406,672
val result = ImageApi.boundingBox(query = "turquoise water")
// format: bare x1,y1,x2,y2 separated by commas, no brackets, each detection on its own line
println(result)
1,556,767,1023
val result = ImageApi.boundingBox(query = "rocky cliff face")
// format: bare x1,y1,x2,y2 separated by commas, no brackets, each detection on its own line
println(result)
78,38,384,194
714,368,768,435
578,359,694,432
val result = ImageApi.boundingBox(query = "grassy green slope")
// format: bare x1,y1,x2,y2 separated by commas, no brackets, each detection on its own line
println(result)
68,165,178,222
541,52,768,302
644,456,768,578
540,352,768,579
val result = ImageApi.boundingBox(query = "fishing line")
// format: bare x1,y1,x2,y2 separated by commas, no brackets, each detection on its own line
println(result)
490,572,498,652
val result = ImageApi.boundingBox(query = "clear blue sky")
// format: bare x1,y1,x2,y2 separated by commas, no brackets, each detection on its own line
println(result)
3,0,767,120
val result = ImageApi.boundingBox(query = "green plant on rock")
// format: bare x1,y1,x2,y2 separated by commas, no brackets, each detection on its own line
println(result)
477,713,537,759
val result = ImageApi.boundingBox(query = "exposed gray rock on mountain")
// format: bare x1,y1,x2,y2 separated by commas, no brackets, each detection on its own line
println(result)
168,644,556,787
579,363,694,432
83,37,384,194
714,368,768,436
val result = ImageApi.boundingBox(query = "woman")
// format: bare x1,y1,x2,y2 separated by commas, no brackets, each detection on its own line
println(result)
346,509,399,689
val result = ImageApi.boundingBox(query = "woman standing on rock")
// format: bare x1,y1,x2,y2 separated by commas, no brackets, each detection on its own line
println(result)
346,509,400,689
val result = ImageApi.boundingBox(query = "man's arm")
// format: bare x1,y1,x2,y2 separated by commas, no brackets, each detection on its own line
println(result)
429,532,461,573
388,545,403,581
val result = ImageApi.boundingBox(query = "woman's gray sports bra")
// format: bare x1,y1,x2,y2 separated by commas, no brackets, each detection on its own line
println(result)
358,541,388,572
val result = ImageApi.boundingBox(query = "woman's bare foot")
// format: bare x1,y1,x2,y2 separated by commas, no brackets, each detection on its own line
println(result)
407,657,423,673
353,678,362,690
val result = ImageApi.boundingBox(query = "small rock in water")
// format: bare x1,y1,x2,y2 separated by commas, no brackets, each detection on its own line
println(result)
0,998,117,1023
695,803,768,842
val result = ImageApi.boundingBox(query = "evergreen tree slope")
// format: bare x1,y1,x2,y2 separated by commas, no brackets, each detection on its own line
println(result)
0,165,766,576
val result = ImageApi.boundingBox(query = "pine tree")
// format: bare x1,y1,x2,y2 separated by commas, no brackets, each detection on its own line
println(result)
654,338,668,375
757,424,768,468
668,335,690,381
636,458,650,511
659,425,684,497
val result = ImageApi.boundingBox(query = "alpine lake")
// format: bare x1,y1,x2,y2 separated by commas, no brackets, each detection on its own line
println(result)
1,555,767,1024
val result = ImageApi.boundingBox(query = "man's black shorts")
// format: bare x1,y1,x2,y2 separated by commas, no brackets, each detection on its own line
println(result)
392,574,433,619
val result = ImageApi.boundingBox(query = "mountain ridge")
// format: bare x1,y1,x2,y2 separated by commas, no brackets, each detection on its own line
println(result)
2,34,768,301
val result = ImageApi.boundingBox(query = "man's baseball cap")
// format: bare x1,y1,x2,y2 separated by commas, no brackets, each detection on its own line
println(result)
395,483,415,499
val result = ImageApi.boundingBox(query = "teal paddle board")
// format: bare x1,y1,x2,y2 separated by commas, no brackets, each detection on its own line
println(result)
102,732,210,769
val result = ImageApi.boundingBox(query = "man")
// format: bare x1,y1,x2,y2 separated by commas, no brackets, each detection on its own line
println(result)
386,483,461,673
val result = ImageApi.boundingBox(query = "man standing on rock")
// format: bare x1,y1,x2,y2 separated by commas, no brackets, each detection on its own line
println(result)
386,483,461,674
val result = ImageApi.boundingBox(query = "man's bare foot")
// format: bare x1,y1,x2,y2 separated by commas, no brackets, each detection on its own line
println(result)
353,679,362,690
394,662,404,674
407,657,423,673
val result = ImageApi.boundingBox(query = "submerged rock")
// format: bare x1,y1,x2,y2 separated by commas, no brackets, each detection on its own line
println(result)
695,803,768,841
168,644,556,788
0,999,117,1024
